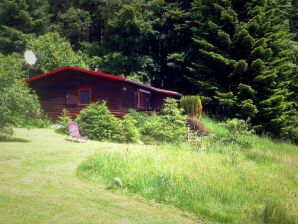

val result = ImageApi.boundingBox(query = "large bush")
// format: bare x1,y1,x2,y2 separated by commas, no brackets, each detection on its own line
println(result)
76,102,120,141
0,54,41,137
140,115,165,143
76,102,139,143
76,99,187,144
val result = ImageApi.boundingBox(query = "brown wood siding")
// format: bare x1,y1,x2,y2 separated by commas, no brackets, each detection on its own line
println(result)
29,69,180,121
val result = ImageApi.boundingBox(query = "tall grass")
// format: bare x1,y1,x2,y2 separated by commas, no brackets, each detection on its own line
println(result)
77,116,298,224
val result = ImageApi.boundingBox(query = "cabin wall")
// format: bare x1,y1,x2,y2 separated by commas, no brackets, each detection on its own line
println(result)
30,70,139,120
29,70,180,121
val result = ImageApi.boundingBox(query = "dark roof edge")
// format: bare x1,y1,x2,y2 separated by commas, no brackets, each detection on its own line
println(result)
125,80,182,97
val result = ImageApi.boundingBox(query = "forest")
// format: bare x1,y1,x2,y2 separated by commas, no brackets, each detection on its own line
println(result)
0,0,297,142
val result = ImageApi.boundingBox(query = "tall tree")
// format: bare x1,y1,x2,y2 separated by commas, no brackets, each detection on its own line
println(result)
290,0,298,106
0,54,41,136
0,0,50,54
27,32,87,74
189,0,297,140
55,7,91,49
103,2,156,79
189,0,239,113
79,0,127,43
291,0,298,41
102,0,193,87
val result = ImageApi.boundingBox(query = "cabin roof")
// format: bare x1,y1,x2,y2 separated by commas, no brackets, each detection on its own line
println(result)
25,66,182,97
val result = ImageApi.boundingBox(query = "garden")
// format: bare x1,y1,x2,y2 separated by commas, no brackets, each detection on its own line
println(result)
54,96,297,224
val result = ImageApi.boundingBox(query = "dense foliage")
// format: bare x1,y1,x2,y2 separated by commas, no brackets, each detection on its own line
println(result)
27,32,88,74
0,0,297,142
76,102,122,142
189,0,298,141
72,98,186,144
0,54,41,136
75,102,139,143
128,98,187,143
119,114,140,143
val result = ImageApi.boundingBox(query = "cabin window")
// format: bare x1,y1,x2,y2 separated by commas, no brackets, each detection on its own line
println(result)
137,89,150,109
78,88,92,105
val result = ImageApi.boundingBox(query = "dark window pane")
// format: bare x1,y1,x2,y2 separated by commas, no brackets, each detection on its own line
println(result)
80,90,90,104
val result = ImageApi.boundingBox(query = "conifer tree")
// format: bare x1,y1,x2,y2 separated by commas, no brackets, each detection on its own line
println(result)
0,0,50,54
290,0,298,106
189,0,297,140
189,0,239,114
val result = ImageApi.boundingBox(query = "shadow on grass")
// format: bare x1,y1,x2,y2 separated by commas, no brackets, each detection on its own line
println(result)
0,136,31,143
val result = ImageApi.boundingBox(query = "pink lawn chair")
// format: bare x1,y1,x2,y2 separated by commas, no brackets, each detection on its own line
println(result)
68,122,88,142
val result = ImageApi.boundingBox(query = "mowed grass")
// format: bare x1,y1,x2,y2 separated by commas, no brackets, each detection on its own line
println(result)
0,128,199,224
77,117,298,224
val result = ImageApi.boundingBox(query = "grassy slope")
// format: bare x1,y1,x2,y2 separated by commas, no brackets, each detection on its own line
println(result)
78,116,298,224
0,128,198,224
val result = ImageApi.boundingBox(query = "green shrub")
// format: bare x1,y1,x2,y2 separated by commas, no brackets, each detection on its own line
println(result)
75,99,186,144
117,114,140,143
280,115,298,144
56,109,72,134
224,118,254,149
140,115,165,143
127,109,149,128
76,102,121,141
180,95,202,117
140,98,187,143
225,118,253,136
161,98,188,142
14,110,51,128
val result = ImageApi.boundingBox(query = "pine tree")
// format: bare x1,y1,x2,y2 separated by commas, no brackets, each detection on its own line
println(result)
144,0,193,88
189,0,297,140
291,0,298,41
79,0,127,43
189,0,239,114
0,0,50,54
290,0,298,107
55,7,91,49
238,0,297,139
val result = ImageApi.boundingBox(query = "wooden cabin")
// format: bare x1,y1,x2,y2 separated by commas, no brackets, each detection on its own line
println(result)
25,66,182,120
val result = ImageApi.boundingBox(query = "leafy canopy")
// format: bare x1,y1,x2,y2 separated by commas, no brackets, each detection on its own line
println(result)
0,54,41,137
27,32,88,74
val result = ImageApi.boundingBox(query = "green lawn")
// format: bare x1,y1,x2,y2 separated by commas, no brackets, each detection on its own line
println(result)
0,128,199,224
